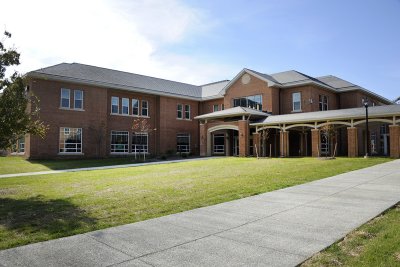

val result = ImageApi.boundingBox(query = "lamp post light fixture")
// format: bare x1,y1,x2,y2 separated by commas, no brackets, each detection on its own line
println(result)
363,98,369,158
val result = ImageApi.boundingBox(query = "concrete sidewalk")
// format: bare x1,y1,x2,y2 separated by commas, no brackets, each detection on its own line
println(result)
1,160,399,267
0,157,218,179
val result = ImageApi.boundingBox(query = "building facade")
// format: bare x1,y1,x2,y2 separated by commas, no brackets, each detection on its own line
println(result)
19,63,400,159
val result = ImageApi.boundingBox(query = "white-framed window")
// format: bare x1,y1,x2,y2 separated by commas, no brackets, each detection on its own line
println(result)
185,104,190,120
122,98,129,115
177,133,190,153
61,88,70,108
233,95,262,111
132,99,139,116
74,90,83,109
132,132,148,154
59,127,82,153
221,104,224,110
292,92,301,111
111,131,129,153
111,97,119,114
141,100,148,116
213,104,219,112
177,104,183,119
319,95,328,111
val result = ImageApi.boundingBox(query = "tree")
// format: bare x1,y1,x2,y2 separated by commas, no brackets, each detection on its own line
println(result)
320,123,337,158
0,31,47,150
132,118,156,161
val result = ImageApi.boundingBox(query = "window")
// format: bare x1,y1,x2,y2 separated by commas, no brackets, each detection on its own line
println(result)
221,104,224,110
61,88,70,108
177,134,190,153
132,133,148,154
111,97,119,114
18,137,25,153
213,104,219,112
292,92,301,111
132,99,139,116
74,90,83,109
11,137,25,153
141,100,148,116
111,131,129,153
122,98,129,115
59,127,82,153
177,104,183,119
319,95,328,111
185,105,190,120
232,95,262,111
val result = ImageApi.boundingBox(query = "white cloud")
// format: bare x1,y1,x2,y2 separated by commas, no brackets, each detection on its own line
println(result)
0,0,230,84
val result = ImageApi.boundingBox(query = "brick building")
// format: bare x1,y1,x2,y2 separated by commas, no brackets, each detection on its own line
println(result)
15,63,400,159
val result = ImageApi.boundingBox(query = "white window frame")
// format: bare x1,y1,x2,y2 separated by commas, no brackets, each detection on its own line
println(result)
141,100,149,117
61,88,70,108
122,98,129,115
213,104,219,112
319,95,328,111
292,92,302,112
177,133,190,153
185,104,190,120
111,96,119,114
177,104,183,119
132,132,148,154
221,104,224,110
132,98,139,116
59,127,82,154
74,90,83,110
110,131,129,153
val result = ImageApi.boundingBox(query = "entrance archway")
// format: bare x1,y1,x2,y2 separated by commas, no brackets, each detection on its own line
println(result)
207,125,239,156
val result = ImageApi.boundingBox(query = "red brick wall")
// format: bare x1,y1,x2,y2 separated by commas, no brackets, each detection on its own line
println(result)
223,74,279,114
28,78,108,159
200,99,224,114
158,96,200,155
280,85,339,114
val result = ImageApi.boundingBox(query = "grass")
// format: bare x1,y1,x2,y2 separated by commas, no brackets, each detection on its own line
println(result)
301,203,400,267
0,156,149,175
0,157,391,250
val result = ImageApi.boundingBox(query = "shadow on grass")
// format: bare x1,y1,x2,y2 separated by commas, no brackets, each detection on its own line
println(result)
0,196,97,236
26,158,139,171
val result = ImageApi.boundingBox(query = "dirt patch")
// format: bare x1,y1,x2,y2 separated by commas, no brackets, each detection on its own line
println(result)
0,188,17,196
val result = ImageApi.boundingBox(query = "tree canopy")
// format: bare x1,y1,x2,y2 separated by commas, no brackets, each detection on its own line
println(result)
0,31,47,150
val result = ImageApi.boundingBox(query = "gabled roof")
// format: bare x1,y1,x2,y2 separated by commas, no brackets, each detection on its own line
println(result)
252,104,400,126
27,63,392,104
201,80,229,99
316,75,392,104
28,63,209,100
194,106,270,120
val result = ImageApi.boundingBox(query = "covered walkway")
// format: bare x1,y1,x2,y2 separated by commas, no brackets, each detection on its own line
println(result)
252,104,400,158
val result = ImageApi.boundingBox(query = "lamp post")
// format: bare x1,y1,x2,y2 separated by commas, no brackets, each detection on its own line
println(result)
363,99,369,158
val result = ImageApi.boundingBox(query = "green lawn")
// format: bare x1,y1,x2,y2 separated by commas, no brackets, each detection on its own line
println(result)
0,157,391,250
0,156,147,175
302,203,400,267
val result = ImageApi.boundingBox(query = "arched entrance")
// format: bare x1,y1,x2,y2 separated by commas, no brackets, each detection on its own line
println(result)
207,125,239,156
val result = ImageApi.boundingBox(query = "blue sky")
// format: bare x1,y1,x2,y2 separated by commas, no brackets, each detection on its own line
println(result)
2,0,399,100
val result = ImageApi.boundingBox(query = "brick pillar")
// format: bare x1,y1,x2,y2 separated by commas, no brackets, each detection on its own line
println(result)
311,129,320,157
389,125,400,158
279,131,289,157
238,120,249,157
253,132,260,157
199,123,207,156
347,127,358,157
